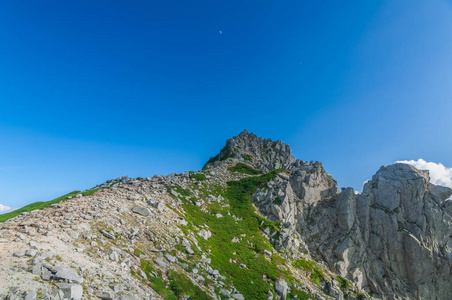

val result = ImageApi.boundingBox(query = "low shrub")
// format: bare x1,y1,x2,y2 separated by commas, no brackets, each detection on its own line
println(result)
241,154,252,161
190,173,206,181
228,163,263,175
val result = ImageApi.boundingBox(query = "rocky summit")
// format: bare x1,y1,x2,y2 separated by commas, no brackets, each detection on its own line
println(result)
0,130,451,300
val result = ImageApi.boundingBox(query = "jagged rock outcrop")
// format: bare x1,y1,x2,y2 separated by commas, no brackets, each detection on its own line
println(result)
255,160,452,299
350,164,452,299
253,160,339,254
204,129,296,171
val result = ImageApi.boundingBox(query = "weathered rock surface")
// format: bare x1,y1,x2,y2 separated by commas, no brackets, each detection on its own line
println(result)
131,206,151,217
275,279,289,300
204,129,296,171
54,267,83,284
255,160,452,299
55,283,83,300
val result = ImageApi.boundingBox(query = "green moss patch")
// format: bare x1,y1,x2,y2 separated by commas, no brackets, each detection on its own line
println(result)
288,288,315,300
168,270,212,299
228,163,263,175
190,173,206,181
337,275,349,290
173,186,191,197
241,154,252,161
292,259,325,286
148,276,176,299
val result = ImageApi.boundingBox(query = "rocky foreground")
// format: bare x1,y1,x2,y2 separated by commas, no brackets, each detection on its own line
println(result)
0,130,451,300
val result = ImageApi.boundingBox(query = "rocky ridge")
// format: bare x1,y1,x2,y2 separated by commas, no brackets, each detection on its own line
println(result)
203,129,296,172
0,130,451,300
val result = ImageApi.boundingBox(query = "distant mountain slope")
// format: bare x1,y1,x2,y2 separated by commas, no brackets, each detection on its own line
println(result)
0,130,451,300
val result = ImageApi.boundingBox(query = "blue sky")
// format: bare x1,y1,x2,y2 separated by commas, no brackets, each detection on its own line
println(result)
1,0,452,211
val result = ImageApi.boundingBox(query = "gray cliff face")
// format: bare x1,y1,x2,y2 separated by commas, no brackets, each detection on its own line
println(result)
254,161,452,299
352,164,452,299
204,129,296,171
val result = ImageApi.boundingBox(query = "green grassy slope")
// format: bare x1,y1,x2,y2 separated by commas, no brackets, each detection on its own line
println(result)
0,188,105,223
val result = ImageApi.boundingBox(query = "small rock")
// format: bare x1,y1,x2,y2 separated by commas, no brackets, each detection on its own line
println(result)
25,249,38,257
43,263,57,273
199,229,212,240
275,280,289,300
31,263,42,276
277,172,290,181
110,284,124,293
109,250,119,261
231,292,245,300
181,238,191,248
98,291,114,300
68,231,79,239
119,294,139,300
164,254,177,263
55,283,83,300
170,189,180,197
41,267,52,281
128,194,141,201
100,230,115,240
154,257,168,268
13,251,25,257
54,267,83,284
24,291,37,300
155,202,165,212
267,290,274,300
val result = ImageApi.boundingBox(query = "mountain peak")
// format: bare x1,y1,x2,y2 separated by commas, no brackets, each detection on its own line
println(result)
203,130,296,171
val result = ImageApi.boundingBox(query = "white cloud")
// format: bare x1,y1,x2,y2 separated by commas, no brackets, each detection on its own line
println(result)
0,204,15,214
395,159,452,188
354,180,369,194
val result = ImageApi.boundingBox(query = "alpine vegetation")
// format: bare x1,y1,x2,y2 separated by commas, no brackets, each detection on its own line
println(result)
0,130,451,300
